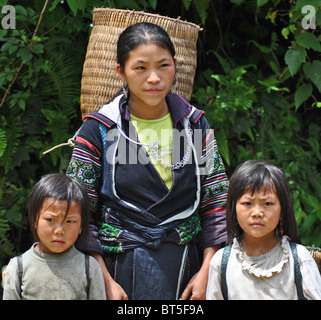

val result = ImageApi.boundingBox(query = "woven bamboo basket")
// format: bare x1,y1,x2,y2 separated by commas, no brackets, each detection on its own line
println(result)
80,8,202,119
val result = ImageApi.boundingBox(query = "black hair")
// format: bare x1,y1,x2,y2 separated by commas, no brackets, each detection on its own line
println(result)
226,160,300,244
117,22,176,68
28,174,89,243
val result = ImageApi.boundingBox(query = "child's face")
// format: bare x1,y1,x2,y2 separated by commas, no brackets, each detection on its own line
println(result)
35,198,82,254
236,187,281,241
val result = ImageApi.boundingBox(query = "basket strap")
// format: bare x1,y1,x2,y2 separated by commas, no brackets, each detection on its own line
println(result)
85,254,90,299
290,242,307,300
16,255,23,299
221,245,232,300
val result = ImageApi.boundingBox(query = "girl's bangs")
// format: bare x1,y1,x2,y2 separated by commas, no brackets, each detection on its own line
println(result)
241,169,276,196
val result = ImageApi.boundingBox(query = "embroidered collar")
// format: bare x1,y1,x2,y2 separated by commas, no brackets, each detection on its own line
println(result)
233,236,290,278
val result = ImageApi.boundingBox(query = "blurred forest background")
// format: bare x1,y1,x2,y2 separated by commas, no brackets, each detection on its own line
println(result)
0,0,320,274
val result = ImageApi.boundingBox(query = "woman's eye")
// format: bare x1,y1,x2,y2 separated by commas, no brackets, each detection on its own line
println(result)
45,218,55,222
66,220,76,224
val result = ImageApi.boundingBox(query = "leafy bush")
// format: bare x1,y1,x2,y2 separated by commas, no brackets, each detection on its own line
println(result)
0,0,87,268
191,0,321,246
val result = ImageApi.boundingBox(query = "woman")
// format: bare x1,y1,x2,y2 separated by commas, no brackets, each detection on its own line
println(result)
67,22,228,300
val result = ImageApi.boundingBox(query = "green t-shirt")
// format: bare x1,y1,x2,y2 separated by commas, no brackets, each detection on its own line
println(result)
130,113,173,189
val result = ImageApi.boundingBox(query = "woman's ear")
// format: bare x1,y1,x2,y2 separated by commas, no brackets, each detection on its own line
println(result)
116,63,126,82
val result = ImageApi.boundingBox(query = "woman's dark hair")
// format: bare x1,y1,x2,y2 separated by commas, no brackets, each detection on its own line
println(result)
28,174,90,243
226,160,300,244
117,22,176,68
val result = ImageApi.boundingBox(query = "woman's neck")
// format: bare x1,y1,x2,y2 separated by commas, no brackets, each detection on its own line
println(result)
241,233,281,256
128,99,169,120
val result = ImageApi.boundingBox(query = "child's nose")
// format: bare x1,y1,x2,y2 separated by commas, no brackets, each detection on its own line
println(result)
252,205,264,217
54,224,64,235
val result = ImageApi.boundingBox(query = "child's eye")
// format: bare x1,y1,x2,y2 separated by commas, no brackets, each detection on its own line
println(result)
242,202,252,206
66,220,76,224
264,202,273,206
136,66,145,70
45,218,55,222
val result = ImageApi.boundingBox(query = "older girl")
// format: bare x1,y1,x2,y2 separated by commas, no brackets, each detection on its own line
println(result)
206,160,321,300
67,22,228,300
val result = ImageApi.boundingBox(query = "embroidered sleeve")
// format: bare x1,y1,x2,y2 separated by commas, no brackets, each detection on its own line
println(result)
198,117,228,248
66,119,103,254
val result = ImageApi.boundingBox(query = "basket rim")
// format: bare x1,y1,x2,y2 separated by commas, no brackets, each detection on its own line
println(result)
92,7,203,31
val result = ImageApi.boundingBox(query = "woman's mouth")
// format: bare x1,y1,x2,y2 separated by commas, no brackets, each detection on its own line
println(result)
145,88,162,94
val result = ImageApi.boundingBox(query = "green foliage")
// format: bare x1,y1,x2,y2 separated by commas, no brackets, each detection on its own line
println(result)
0,0,88,269
193,0,210,25
0,0,320,282
192,0,321,246
271,1,321,109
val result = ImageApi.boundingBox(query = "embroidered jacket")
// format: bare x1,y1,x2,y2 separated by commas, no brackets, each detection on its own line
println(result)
67,93,228,254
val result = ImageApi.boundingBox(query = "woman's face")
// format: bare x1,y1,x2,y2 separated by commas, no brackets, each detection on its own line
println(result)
117,43,176,118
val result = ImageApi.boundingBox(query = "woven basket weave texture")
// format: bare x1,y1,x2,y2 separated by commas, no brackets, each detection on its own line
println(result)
80,8,202,118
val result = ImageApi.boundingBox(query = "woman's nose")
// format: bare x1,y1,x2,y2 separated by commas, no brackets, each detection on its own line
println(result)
147,71,160,83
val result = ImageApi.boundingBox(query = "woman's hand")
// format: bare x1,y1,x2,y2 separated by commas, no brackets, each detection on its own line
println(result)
90,251,128,300
180,268,208,300
180,244,221,300
104,274,128,300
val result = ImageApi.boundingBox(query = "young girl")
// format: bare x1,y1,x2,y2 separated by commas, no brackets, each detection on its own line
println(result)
3,174,106,300
206,160,321,300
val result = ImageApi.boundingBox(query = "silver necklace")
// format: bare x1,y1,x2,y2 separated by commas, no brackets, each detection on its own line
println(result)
116,123,193,170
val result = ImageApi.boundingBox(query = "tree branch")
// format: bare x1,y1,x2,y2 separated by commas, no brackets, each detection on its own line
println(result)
0,0,49,108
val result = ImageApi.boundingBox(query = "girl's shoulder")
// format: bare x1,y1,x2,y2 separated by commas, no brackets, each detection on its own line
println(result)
296,243,319,263
7,245,34,267
284,240,321,276
2,246,34,284
72,248,101,271
209,245,228,270
4,256,19,277
87,255,102,274
280,238,315,262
